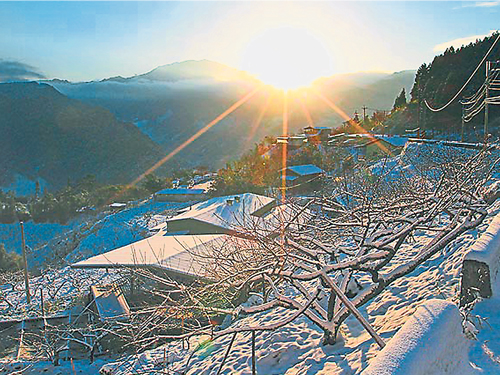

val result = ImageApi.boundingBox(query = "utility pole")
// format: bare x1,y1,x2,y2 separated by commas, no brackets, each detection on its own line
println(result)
20,221,31,304
461,102,465,142
485,60,490,142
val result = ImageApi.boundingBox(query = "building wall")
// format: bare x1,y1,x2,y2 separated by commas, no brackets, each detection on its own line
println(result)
167,218,232,235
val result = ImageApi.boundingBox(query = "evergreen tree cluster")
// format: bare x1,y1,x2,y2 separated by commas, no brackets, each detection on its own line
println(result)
392,88,407,111
0,173,172,224
408,33,500,136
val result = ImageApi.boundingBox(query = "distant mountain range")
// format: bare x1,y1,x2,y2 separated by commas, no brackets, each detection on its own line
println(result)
1,60,415,193
0,82,163,191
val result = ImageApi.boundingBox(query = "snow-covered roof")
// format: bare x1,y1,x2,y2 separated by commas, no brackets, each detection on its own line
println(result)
305,126,330,130
156,188,205,195
71,234,241,280
285,164,325,176
375,135,409,148
110,203,127,208
167,193,276,231
91,284,130,321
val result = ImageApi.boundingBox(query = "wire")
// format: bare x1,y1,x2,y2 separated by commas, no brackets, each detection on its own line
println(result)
464,102,485,122
425,32,500,112
463,83,486,101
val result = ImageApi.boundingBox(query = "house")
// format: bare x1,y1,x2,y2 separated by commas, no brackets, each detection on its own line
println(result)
71,233,256,283
329,133,408,160
354,135,408,159
154,188,207,202
165,193,276,235
280,164,325,184
276,135,307,149
303,126,331,143
281,164,325,189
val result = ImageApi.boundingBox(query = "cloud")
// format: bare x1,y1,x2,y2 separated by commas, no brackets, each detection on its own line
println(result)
457,1,500,8
433,30,497,52
0,60,45,82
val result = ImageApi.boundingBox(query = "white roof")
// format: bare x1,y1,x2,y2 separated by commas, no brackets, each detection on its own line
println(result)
110,203,127,208
375,135,408,148
285,164,325,176
167,193,276,230
72,234,225,279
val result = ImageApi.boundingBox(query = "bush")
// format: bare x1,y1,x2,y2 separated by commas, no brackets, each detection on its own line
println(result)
0,244,22,272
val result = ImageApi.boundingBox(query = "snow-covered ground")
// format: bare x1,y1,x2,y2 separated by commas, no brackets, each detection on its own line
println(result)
0,199,192,320
0,199,190,269
3,143,500,374
92,201,500,375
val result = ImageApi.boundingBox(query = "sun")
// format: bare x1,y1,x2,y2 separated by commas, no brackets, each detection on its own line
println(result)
241,27,334,90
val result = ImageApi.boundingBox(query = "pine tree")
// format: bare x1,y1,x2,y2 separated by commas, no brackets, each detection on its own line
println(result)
393,88,407,111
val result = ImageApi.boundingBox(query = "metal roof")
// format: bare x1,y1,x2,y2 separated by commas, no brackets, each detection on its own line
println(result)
375,135,408,148
91,284,130,322
72,234,257,280
284,164,325,176
166,193,276,231
72,234,220,277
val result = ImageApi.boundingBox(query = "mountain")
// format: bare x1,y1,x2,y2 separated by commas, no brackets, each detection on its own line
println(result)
0,82,163,191
299,70,416,126
136,59,257,83
43,60,414,172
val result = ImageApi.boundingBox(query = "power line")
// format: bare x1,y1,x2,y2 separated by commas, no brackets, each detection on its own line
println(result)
425,32,500,112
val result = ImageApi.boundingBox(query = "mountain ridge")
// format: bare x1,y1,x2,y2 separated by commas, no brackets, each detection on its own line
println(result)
0,82,163,192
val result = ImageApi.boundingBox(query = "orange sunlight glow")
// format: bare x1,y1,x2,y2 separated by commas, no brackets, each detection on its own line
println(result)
242,27,333,90
243,93,272,152
313,89,393,156
127,86,262,189
281,91,289,203
297,95,314,128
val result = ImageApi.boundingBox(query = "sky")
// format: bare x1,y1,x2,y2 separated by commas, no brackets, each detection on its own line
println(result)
0,1,499,84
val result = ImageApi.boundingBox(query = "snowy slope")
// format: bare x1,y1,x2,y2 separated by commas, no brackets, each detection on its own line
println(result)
97,199,500,375
0,199,190,269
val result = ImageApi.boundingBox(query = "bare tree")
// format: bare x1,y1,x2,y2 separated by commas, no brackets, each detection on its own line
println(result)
175,145,499,345
103,145,500,374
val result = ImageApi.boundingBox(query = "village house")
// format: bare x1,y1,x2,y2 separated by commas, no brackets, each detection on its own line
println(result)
165,193,276,235
303,126,332,144
280,164,325,191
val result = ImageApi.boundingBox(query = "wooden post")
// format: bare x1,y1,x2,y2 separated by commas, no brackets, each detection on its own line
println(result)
461,103,465,142
17,320,25,360
485,60,490,142
40,288,44,317
20,222,30,304
261,276,267,303
182,317,185,350
130,271,134,296
251,331,256,375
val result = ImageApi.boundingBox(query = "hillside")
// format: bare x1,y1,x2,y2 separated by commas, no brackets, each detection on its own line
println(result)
0,82,163,191
392,33,500,137
46,61,414,172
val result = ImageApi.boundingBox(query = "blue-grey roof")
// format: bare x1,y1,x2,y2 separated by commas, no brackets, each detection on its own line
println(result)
305,126,330,130
376,135,408,147
156,188,206,195
285,164,325,176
